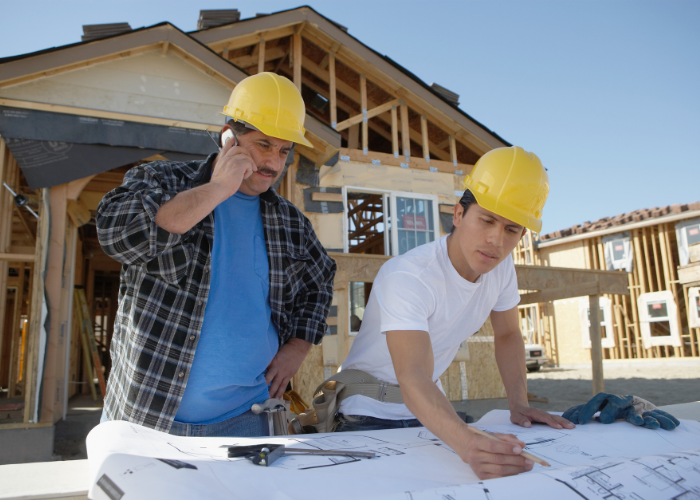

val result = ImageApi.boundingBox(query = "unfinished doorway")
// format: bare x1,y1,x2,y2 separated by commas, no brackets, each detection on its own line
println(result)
346,191,390,255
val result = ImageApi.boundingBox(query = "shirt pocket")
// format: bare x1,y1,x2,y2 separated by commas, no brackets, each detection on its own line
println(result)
283,245,311,295
144,242,194,285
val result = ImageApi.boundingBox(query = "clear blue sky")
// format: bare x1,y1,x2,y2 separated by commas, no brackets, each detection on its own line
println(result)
2,1,698,235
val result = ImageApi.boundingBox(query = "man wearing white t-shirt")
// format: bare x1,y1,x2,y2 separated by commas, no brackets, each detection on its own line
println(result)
334,146,574,479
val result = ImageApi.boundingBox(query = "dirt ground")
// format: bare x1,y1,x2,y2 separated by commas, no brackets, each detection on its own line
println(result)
453,360,700,422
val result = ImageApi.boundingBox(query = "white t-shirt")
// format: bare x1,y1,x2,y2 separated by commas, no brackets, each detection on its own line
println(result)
339,236,520,420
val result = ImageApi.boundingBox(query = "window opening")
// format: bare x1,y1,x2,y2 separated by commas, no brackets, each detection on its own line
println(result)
349,281,372,335
690,288,700,328
675,218,700,266
637,291,681,349
346,192,389,255
579,297,616,349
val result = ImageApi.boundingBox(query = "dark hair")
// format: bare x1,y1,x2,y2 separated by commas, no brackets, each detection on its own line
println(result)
450,189,478,234
223,119,255,143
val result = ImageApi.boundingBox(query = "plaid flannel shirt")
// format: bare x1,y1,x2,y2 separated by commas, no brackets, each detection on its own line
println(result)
96,154,336,432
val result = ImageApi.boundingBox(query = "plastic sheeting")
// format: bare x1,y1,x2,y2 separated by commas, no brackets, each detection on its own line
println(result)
602,232,633,272
637,291,682,349
0,105,217,188
579,297,616,349
675,218,700,267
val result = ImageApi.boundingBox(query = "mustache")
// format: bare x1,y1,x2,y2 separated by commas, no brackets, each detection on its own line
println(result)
257,166,279,177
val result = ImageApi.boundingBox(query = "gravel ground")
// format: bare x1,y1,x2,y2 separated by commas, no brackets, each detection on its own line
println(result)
453,360,700,422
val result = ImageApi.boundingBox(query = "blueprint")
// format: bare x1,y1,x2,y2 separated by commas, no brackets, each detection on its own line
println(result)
86,410,700,500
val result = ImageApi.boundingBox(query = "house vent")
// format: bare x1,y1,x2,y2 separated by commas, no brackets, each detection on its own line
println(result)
430,83,460,106
81,23,132,42
197,9,241,30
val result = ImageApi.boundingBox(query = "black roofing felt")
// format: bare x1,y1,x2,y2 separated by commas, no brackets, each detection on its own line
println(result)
0,5,509,147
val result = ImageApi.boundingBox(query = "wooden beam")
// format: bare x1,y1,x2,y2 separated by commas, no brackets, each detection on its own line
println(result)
13,206,35,244
231,46,285,69
337,148,470,175
66,175,95,201
329,53,337,129
293,30,302,91
335,99,399,132
439,205,455,214
400,102,410,162
208,25,296,52
519,281,601,305
449,135,458,167
0,98,222,131
391,104,399,158
360,74,368,155
515,265,630,296
311,192,343,203
421,114,430,163
257,38,266,74
589,294,605,394
161,41,169,56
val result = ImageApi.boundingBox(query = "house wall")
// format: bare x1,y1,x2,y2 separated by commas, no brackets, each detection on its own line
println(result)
0,49,231,125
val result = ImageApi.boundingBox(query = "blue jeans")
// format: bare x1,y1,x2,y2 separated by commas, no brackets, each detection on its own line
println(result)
334,413,423,432
100,409,269,437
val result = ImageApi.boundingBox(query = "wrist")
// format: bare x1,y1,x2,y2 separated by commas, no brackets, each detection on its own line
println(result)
207,178,236,202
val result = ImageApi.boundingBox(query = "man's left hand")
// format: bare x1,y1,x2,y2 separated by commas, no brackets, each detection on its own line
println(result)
510,404,575,430
265,338,312,399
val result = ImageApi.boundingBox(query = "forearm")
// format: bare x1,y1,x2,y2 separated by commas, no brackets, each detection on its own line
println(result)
155,182,229,234
399,371,471,452
494,333,528,410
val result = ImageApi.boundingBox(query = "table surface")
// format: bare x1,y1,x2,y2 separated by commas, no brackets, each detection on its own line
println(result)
2,402,698,500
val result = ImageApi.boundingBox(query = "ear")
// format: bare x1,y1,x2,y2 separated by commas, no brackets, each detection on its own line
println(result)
452,203,465,228
521,227,527,239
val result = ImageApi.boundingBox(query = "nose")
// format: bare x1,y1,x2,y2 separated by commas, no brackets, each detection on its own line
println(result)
486,225,505,249
259,148,284,172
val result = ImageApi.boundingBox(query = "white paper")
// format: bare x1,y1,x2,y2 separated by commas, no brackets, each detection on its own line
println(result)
86,410,700,500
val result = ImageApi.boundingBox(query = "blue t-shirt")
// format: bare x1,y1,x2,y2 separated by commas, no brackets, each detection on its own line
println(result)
175,191,279,424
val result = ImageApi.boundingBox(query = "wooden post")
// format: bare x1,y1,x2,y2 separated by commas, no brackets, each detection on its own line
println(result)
335,275,349,365
589,294,605,394
257,38,266,74
329,53,337,129
0,140,10,378
400,102,410,162
421,114,430,163
449,135,458,167
348,125,359,150
360,74,368,155
25,188,49,423
293,30,302,91
391,104,399,158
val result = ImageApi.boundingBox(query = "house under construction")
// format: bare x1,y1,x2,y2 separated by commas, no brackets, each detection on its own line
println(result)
0,7,631,463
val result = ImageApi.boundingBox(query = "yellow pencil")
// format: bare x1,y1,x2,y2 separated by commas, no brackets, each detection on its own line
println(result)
467,426,551,467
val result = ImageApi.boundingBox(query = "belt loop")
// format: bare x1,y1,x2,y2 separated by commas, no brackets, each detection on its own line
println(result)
378,382,388,402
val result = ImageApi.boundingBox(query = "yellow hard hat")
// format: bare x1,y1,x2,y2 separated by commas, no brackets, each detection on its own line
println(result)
222,72,313,148
461,146,549,233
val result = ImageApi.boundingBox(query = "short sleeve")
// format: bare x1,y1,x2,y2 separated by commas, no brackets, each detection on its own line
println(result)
492,256,521,312
374,272,435,333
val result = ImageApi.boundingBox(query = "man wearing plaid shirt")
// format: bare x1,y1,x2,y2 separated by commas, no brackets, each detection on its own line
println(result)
96,73,336,436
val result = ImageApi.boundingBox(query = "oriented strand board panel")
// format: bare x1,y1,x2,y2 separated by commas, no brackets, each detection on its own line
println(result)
305,213,343,250
540,240,588,270
0,49,231,125
320,161,455,204
462,319,507,400
552,298,592,364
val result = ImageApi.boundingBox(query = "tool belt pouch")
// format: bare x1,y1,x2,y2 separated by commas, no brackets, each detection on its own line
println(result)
288,369,403,435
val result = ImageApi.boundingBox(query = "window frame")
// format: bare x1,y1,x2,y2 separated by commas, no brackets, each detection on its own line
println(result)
688,287,700,328
579,297,616,349
342,186,440,257
637,291,681,349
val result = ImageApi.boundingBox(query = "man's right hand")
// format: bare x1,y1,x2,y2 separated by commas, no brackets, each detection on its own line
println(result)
210,133,257,198
457,428,533,480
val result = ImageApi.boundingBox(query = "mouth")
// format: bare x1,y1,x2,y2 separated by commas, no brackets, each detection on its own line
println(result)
477,250,498,261
254,169,276,179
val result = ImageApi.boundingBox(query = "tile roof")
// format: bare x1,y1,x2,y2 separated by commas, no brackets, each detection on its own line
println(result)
540,201,700,241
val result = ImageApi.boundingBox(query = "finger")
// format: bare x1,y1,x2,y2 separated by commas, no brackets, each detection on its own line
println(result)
265,361,277,386
549,414,575,429
622,407,644,426
642,414,660,430
561,405,580,421
654,410,680,428
578,392,611,424
476,433,526,455
510,412,532,428
478,462,533,478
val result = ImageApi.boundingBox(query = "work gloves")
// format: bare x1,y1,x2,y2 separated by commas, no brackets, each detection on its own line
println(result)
563,392,680,430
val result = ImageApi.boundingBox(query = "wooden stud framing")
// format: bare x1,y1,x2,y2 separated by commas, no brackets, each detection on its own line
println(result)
400,102,410,162
257,38,266,74
449,135,458,167
334,99,400,132
292,30,302,91
360,74,368,155
421,114,430,163
329,53,337,129
391,104,399,158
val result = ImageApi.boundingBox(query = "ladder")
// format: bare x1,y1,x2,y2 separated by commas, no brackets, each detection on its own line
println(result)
74,287,106,400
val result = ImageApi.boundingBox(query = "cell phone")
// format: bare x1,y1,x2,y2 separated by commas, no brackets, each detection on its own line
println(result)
221,129,237,147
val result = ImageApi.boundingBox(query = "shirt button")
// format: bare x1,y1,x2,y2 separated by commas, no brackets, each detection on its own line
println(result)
178,372,184,378
189,335,195,341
